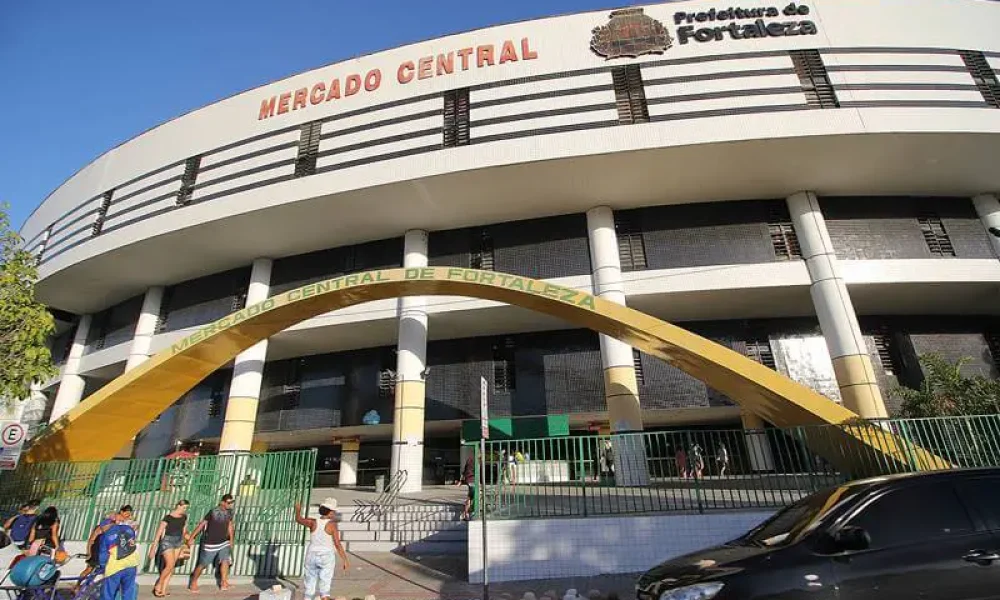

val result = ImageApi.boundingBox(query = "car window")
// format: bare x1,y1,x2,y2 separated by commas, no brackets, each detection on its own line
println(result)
743,484,865,547
848,481,974,550
956,477,1000,531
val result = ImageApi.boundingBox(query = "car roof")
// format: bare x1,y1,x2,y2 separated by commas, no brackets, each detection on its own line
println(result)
845,467,1000,490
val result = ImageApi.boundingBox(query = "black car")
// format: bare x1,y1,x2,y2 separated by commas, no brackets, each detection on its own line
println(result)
637,468,1000,600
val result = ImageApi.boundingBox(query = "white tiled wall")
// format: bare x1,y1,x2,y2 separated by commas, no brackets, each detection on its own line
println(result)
468,510,773,583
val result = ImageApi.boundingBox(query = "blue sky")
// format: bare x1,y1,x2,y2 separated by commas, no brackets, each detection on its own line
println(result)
0,0,648,231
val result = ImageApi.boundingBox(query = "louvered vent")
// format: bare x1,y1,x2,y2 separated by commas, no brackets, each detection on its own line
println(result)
92,190,114,236
615,214,647,271
918,214,956,257
612,65,650,125
959,50,1000,108
176,155,202,206
443,88,471,147
294,121,322,177
745,339,777,370
790,50,840,109
768,208,802,260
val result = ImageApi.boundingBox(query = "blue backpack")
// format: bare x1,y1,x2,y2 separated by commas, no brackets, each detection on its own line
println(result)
10,556,58,587
9,514,36,545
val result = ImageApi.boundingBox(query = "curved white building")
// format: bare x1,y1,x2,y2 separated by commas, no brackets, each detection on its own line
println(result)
22,0,1000,489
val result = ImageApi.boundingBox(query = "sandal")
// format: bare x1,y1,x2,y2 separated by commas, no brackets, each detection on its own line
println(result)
152,589,165,598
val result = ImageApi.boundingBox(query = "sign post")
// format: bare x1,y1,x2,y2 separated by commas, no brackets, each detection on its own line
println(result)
479,376,490,600
0,422,27,471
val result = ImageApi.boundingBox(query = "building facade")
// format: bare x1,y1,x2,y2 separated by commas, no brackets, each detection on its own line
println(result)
22,0,1000,490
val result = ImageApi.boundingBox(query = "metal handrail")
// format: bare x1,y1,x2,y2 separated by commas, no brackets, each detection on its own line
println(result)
352,469,408,522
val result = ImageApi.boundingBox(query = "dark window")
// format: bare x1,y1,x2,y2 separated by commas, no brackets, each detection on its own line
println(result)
987,332,1000,373
633,349,645,385
918,214,956,257
470,231,495,271
959,50,1000,108
790,50,839,109
378,367,395,400
90,312,109,351
745,338,776,370
208,388,224,418
493,338,516,393
768,209,802,260
282,359,304,410
294,121,322,177
230,287,248,311
612,65,650,125
848,482,974,549
956,477,1000,531
615,214,647,271
872,330,898,376
154,288,173,334
443,88,470,147
92,190,114,236
176,155,202,206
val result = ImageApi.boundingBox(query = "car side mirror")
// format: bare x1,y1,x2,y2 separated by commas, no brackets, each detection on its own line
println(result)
833,526,871,552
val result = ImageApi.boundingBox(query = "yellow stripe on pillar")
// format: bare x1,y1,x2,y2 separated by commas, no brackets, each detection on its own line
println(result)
341,438,360,453
219,396,260,453
832,354,888,419
392,380,426,441
604,365,642,433
250,440,269,453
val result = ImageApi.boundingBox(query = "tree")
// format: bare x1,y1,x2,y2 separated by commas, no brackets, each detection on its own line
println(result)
894,353,1000,418
0,203,56,411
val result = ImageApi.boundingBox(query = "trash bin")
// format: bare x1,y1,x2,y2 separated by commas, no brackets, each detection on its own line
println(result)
374,475,385,494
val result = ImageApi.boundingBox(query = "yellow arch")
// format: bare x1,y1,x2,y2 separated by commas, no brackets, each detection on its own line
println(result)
26,267,944,473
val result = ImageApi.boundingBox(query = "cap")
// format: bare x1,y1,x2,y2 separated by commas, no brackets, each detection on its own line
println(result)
320,498,338,511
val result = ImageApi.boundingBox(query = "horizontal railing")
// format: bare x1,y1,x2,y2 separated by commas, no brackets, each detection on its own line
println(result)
28,46,997,266
472,415,1000,520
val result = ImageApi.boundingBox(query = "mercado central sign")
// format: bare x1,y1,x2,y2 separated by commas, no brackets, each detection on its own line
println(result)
170,267,595,355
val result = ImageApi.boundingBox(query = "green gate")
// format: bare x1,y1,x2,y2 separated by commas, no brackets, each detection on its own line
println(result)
0,449,316,578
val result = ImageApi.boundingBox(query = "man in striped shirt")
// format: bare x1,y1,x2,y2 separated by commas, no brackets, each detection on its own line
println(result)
188,494,235,593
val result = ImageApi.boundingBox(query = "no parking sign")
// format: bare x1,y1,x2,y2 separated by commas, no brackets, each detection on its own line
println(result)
0,422,26,470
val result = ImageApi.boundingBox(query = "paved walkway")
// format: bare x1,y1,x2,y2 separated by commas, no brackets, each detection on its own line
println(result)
135,553,637,600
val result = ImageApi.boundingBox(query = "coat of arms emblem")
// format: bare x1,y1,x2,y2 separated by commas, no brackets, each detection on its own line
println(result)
590,8,672,59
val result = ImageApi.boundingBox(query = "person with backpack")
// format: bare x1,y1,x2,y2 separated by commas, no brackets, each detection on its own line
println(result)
4,500,40,550
98,513,140,600
79,506,133,584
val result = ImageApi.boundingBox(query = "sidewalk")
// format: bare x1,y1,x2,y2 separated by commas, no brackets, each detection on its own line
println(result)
139,553,637,600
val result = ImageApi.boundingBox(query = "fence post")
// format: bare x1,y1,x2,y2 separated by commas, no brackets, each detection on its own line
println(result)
87,461,109,527
578,436,588,518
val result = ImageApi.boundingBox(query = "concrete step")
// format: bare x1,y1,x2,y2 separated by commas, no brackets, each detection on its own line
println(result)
344,540,402,553
388,529,467,542
401,539,466,555
340,529,378,542
386,520,467,533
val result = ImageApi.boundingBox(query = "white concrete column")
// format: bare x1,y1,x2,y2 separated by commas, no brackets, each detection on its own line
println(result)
219,259,272,453
973,194,1000,258
788,192,888,419
391,230,429,493
338,438,360,487
49,314,92,423
126,286,164,370
586,207,649,486
741,411,775,472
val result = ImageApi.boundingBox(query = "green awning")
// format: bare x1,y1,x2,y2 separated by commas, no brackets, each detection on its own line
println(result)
461,415,570,442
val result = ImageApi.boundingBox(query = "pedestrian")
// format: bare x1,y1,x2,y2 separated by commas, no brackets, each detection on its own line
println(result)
98,512,140,600
675,447,688,479
602,440,615,482
188,494,235,593
149,500,191,597
3,500,40,550
457,455,475,521
716,444,730,477
80,506,133,584
26,506,62,557
691,444,705,479
294,499,349,600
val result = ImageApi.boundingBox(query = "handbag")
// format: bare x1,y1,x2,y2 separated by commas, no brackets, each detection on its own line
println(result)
176,544,192,565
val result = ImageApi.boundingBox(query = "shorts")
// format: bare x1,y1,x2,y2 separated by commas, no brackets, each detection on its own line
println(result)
159,535,184,555
197,543,232,568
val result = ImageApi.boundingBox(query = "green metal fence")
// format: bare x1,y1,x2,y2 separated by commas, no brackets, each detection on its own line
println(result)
0,449,316,577
473,415,1000,520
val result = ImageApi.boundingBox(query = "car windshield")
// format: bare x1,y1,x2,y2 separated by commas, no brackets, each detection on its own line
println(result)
739,484,865,548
